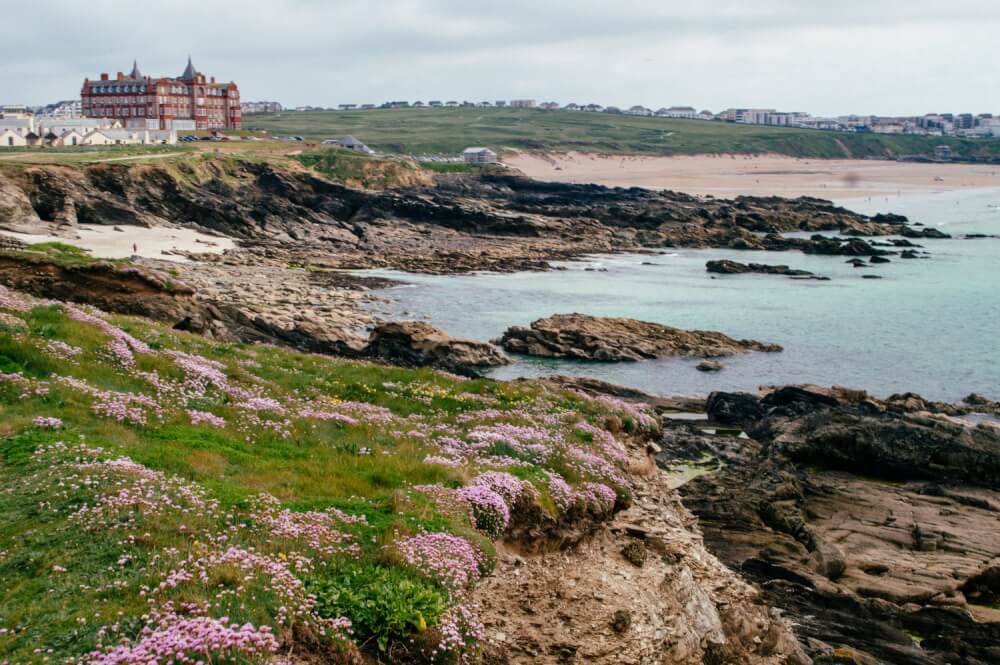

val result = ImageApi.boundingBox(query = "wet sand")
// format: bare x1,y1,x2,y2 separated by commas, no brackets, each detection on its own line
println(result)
506,152,1000,199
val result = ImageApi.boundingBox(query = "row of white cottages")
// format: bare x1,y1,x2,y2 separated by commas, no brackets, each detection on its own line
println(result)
1,127,177,148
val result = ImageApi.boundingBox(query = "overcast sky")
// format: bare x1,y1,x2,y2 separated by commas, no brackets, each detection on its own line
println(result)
1,0,997,116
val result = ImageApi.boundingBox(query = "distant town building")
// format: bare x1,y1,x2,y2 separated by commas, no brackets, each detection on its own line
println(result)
494,100,507,107
241,101,283,114
323,135,375,155
656,106,698,119
509,99,536,108
39,100,83,119
81,57,241,130
462,147,499,164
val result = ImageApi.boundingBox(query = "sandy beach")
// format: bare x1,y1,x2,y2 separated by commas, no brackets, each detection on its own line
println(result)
1,225,234,262
506,152,1000,199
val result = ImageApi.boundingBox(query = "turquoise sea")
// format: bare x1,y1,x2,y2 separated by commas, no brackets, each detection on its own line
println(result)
362,188,1000,402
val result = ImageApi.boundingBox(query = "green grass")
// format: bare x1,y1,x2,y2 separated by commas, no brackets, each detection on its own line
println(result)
293,147,421,189
1,241,107,269
0,144,193,165
0,295,649,662
246,108,1000,159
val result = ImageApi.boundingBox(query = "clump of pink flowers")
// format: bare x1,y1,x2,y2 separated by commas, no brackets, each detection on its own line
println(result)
64,305,151,367
0,284,34,312
32,416,63,429
83,615,279,664
248,493,364,558
397,533,483,594
187,409,226,428
458,485,510,538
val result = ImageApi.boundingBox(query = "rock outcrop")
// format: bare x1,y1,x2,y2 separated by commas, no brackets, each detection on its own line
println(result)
0,253,200,323
662,385,1000,664
475,422,810,665
706,259,829,280
498,313,782,361
0,159,941,277
365,321,509,376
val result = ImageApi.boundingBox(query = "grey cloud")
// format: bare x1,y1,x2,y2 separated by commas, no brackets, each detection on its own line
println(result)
0,0,997,115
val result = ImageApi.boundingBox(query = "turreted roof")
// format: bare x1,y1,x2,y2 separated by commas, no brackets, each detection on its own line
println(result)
129,59,142,79
181,55,196,80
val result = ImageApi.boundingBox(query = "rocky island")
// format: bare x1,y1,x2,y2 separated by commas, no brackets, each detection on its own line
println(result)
498,313,782,361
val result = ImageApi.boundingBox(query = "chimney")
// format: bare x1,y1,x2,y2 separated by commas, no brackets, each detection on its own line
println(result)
211,76,215,83
117,72,125,80
100,73,109,81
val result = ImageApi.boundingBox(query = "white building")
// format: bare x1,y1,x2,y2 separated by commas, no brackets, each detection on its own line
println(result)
322,135,375,155
625,105,653,116
0,128,27,147
509,99,536,108
656,106,698,119
55,129,86,146
0,115,35,133
462,147,499,164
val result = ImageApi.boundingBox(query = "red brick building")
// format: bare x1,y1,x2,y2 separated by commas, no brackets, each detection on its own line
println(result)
81,58,241,131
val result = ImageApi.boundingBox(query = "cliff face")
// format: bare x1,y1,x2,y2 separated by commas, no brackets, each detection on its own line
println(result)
0,158,930,275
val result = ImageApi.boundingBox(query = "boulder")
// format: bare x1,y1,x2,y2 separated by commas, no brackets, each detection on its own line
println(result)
706,391,763,427
366,321,509,377
497,313,781,362
697,359,724,372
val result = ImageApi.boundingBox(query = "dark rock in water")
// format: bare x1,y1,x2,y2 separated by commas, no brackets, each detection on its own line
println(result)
805,236,889,257
706,259,827,280
497,313,782,362
900,250,919,259
871,213,908,225
963,233,997,239
861,274,883,279
696,359,724,372
901,226,951,239
705,391,763,427
869,255,891,264
846,258,867,267
365,321,509,377
664,385,1000,664
890,238,921,247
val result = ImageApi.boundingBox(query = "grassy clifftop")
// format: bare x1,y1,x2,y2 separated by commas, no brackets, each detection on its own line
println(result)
0,285,654,663
247,108,1000,160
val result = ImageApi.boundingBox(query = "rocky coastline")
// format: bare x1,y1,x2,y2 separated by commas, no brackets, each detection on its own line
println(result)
1,156,999,664
657,385,1000,664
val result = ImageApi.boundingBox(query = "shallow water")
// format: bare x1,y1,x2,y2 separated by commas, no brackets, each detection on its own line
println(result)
361,187,1000,402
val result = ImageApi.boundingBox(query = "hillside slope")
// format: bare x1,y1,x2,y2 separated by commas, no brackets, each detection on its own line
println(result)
246,108,1000,160
0,285,805,664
